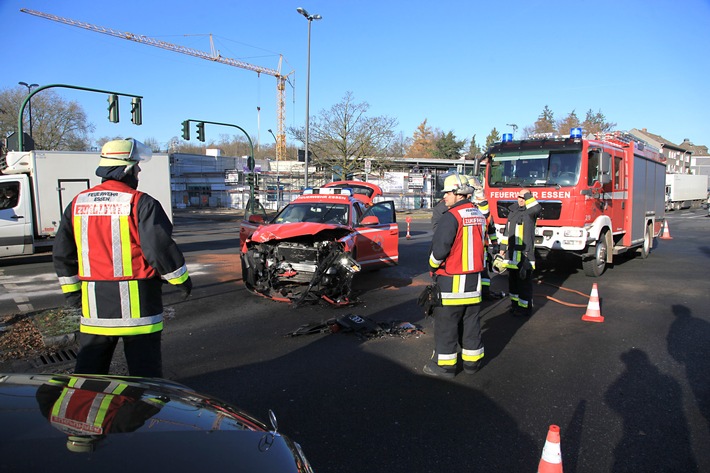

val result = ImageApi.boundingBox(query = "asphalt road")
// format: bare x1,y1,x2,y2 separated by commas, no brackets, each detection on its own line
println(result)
1,208,709,472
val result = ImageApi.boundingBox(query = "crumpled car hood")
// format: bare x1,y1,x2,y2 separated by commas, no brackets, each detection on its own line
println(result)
250,222,350,243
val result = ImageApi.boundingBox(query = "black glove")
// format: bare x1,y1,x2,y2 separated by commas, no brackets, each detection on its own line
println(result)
518,260,532,280
487,243,500,257
65,291,82,309
177,276,192,300
522,191,533,200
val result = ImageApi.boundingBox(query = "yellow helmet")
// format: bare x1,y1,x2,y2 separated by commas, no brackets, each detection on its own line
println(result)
99,138,152,168
442,173,474,195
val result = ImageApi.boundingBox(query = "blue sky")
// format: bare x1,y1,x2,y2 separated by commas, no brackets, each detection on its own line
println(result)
3,0,709,152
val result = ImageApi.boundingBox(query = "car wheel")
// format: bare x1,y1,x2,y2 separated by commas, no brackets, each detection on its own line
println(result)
639,223,653,259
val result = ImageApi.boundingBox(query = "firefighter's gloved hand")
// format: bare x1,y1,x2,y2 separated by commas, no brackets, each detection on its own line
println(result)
518,260,533,280
65,291,82,309
177,276,193,300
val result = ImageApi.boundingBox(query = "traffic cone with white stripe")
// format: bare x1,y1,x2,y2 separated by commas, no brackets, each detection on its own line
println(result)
582,283,604,323
659,220,673,240
538,425,563,473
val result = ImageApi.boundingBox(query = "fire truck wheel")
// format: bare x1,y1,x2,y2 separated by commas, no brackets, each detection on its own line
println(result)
639,223,653,259
583,232,608,277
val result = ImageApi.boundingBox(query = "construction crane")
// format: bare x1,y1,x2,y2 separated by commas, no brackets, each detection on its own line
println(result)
21,8,293,161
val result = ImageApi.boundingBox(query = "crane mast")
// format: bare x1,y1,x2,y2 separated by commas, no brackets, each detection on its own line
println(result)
21,8,292,161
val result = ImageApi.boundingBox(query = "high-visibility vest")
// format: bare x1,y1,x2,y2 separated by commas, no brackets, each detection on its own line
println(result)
433,203,487,276
70,181,164,335
431,202,486,306
50,378,130,436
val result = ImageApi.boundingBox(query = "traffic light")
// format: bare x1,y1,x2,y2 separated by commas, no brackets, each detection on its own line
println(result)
130,97,142,125
253,173,260,191
246,173,254,186
196,122,205,142
181,120,190,140
108,94,119,123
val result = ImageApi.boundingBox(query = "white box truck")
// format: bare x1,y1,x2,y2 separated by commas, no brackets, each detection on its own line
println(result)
665,173,709,211
0,150,172,257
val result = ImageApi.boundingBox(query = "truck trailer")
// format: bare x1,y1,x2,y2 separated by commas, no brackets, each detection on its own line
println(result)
0,150,172,258
664,173,708,211
482,130,666,277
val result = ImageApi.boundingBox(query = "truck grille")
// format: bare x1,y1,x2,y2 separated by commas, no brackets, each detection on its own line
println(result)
496,200,562,220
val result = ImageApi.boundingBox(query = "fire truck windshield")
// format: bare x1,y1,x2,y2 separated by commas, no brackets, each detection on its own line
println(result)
488,150,582,187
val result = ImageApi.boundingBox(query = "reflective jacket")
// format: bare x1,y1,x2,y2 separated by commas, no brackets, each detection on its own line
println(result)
429,200,487,305
53,180,188,336
500,194,541,269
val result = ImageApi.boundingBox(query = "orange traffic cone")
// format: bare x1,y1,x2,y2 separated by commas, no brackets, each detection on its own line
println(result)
582,283,604,323
659,220,673,240
538,425,563,473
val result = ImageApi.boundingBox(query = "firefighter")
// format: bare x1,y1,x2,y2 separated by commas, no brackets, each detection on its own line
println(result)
53,138,192,378
499,188,541,316
424,173,488,378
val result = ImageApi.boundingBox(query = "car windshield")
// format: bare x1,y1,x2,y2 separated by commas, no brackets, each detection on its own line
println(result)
274,203,349,225
488,150,582,187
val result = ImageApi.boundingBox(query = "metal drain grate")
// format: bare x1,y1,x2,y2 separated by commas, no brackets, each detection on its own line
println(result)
30,346,79,368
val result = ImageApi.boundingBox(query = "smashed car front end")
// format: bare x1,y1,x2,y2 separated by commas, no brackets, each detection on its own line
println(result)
241,223,362,306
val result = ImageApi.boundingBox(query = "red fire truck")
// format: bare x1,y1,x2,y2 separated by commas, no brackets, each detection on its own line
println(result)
481,129,666,277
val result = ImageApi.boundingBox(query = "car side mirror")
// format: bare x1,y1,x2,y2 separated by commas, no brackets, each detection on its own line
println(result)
360,215,380,225
248,214,265,224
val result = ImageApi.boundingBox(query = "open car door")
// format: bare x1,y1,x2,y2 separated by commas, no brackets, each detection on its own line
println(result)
354,200,398,268
239,198,269,250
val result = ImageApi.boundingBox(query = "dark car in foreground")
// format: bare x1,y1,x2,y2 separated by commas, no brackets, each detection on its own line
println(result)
0,373,314,472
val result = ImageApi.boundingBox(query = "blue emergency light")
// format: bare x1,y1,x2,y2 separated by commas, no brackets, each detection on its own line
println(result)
570,127,583,139
502,133,513,142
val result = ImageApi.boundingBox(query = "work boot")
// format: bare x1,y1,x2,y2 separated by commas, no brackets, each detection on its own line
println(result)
422,361,456,379
463,360,483,375
484,291,504,300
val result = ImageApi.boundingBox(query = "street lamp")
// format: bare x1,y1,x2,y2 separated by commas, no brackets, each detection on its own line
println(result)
296,7,322,189
268,128,280,207
19,82,39,145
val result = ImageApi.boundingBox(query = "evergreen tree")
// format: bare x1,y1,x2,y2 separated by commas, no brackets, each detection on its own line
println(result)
433,131,466,160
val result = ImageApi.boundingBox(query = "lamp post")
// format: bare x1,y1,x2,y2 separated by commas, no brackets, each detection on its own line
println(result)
19,82,39,145
268,128,280,207
296,7,322,189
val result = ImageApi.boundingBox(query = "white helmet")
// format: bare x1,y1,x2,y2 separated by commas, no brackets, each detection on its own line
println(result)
99,138,152,169
441,173,474,195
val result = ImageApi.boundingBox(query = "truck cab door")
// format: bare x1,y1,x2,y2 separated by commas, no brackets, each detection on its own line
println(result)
354,200,399,267
0,176,32,257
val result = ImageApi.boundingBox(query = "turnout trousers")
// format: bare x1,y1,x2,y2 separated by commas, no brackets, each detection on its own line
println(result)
508,268,534,314
432,303,484,370
75,331,163,378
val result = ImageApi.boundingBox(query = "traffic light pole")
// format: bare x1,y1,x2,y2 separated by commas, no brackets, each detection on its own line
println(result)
181,120,256,213
16,83,142,152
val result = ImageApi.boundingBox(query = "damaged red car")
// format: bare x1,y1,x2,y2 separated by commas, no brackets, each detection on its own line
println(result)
240,182,398,306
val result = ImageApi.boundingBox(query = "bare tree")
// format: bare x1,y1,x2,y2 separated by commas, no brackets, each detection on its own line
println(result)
0,86,93,151
288,91,398,178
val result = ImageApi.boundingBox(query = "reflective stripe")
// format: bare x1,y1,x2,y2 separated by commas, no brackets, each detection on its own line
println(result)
58,275,80,286
518,298,529,308
462,347,484,362
80,319,164,336
429,253,443,268
129,280,140,317
74,215,91,277
120,216,132,277
164,264,189,284
437,352,458,366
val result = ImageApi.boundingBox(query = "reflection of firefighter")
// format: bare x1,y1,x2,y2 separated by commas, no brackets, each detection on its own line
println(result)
424,174,487,378
36,376,168,453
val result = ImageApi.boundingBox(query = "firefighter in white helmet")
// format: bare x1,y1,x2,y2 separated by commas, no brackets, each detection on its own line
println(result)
424,173,488,378
53,138,192,377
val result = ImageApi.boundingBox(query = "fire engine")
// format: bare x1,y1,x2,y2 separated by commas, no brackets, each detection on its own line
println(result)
481,129,666,277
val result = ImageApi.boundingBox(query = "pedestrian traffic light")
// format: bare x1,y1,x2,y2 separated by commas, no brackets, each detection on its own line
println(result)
108,94,119,123
130,97,142,125
181,120,190,141
196,122,205,142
